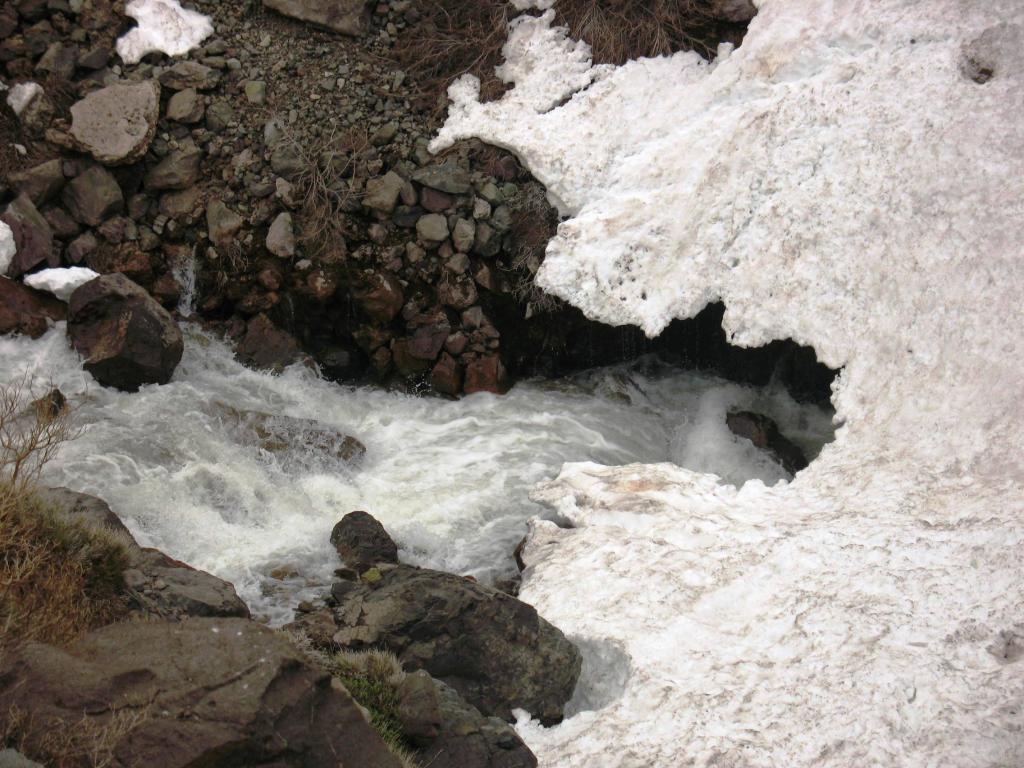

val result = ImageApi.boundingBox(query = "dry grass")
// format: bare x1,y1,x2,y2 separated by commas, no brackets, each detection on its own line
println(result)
3,704,151,768
508,189,563,315
396,0,749,114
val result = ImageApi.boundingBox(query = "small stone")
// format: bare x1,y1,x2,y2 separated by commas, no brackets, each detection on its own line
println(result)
370,122,398,146
159,60,220,91
206,200,244,249
452,218,475,254
144,142,202,191
244,80,266,104
420,187,453,213
416,213,449,244
363,171,404,214
411,163,472,194
266,212,295,258
166,88,204,124
472,197,491,220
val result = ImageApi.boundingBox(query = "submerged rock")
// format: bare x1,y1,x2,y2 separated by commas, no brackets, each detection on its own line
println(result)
67,273,184,391
0,619,403,768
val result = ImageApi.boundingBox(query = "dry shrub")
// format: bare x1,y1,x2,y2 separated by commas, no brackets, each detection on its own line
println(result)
0,377,130,651
3,703,151,768
508,188,563,315
396,0,750,113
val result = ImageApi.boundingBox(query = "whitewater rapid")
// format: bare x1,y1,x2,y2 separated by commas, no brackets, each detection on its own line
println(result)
0,324,831,623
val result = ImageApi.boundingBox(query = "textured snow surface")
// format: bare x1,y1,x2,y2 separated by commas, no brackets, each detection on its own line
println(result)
116,0,213,65
0,221,14,277
23,267,99,301
435,1,1024,766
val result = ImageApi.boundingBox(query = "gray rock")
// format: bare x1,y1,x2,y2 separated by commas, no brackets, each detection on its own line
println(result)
417,213,449,243
473,222,502,258
330,511,399,573
0,195,55,278
206,199,244,249
364,171,404,214
266,211,296,257
0,619,404,768
62,165,123,226
412,163,472,194
205,100,235,132
144,141,202,191
371,121,398,146
68,80,160,165
8,159,64,206
263,0,370,36
67,274,183,390
270,143,305,179
0,749,43,768
325,563,581,725
244,80,267,104
159,60,220,90
166,87,204,123
453,218,476,253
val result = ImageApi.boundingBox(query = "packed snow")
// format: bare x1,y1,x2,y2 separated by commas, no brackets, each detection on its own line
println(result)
435,0,1024,766
0,221,14,277
116,0,213,65
23,268,99,302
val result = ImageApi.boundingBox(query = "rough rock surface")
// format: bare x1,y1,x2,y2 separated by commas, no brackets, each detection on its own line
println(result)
263,0,370,36
330,510,399,572
0,277,65,338
0,619,404,768
317,563,581,724
234,313,305,372
68,81,161,165
726,410,808,474
67,274,183,391
0,195,54,278
61,166,124,227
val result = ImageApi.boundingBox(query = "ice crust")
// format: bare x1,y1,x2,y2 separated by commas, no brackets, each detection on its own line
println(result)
434,1,1024,766
116,0,213,65
23,267,99,301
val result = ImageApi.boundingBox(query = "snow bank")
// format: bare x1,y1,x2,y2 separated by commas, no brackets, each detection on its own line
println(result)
0,220,14,277
434,1,1024,766
23,267,99,301
116,0,213,65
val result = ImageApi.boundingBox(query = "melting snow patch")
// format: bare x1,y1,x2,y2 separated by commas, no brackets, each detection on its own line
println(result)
23,268,99,301
116,0,213,65
0,220,15,276
434,0,1024,765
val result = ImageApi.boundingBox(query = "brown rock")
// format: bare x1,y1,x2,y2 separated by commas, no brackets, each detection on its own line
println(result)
439,275,479,310
0,195,55,277
419,187,454,213
430,353,463,396
0,276,65,338
392,338,430,376
263,0,370,36
8,159,64,206
409,320,451,361
464,355,511,395
62,165,124,227
330,511,399,573
235,313,304,373
353,272,404,323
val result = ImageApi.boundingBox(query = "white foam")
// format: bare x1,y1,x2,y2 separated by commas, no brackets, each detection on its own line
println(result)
116,0,213,65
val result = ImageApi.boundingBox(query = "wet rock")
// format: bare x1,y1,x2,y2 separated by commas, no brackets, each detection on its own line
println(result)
144,141,202,191
159,60,220,91
263,0,370,36
8,159,64,206
62,165,123,226
67,273,183,391
0,195,55,277
166,87,204,123
235,313,304,373
330,510,399,572
0,277,65,338
225,409,366,463
325,563,581,724
266,211,296,257
353,272,404,323
412,163,472,195
206,199,244,249
464,355,510,395
363,171,404,214
68,80,160,165
0,619,404,768
726,411,809,474
430,353,463,396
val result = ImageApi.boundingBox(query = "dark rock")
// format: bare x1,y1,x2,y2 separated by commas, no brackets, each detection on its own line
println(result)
353,272,404,322
263,0,370,36
29,388,66,420
42,206,79,240
409,319,451,361
8,159,64,206
76,44,110,70
392,338,430,376
66,230,97,264
397,670,442,745
0,276,65,338
68,80,160,165
266,211,295,257
464,355,510,395
165,87,204,123
0,195,55,278
205,100,235,132
440,275,479,310
0,619,404,768
412,163,472,194
144,142,202,191
725,411,808,474
235,313,304,373
159,60,221,90
67,273,183,391
431,353,463,396
206,199,244,249
711,0,758,22
363,171,404,214
270,143,305,179
326,563,581,724
150,273,181,308
62,165,124,226
330,511,399,572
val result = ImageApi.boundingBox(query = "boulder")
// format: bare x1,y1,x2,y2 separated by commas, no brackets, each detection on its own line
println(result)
68,80,160,165
0,277,65,338
235,313,304,372
144,141,203,191
330,511,399,572
205,199,244,249
263,0,370,36
223,409,366,464
431,353,463,396
0,195,55,278
62,166,124,227
353,272,404,323
67,274,184,391
725,410,809,474
464,355,511,395
8,159,64,206
322,563,581,724
0,619,404,768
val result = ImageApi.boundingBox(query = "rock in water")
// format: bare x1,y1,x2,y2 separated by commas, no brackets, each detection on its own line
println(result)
315,563,581,724
0,277,65,338
68,80,160,165
263,0,370,36
726,410,809,475
331,511,399,572
0,619,404,768
67,274,183,391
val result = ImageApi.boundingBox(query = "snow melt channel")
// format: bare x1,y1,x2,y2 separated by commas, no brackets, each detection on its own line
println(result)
433,0,1024,766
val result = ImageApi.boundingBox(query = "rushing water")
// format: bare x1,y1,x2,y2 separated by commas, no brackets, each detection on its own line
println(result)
0,324,835,624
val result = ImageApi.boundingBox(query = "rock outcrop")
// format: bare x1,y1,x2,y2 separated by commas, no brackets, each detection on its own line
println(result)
0,619,404,768
67,273,184,391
